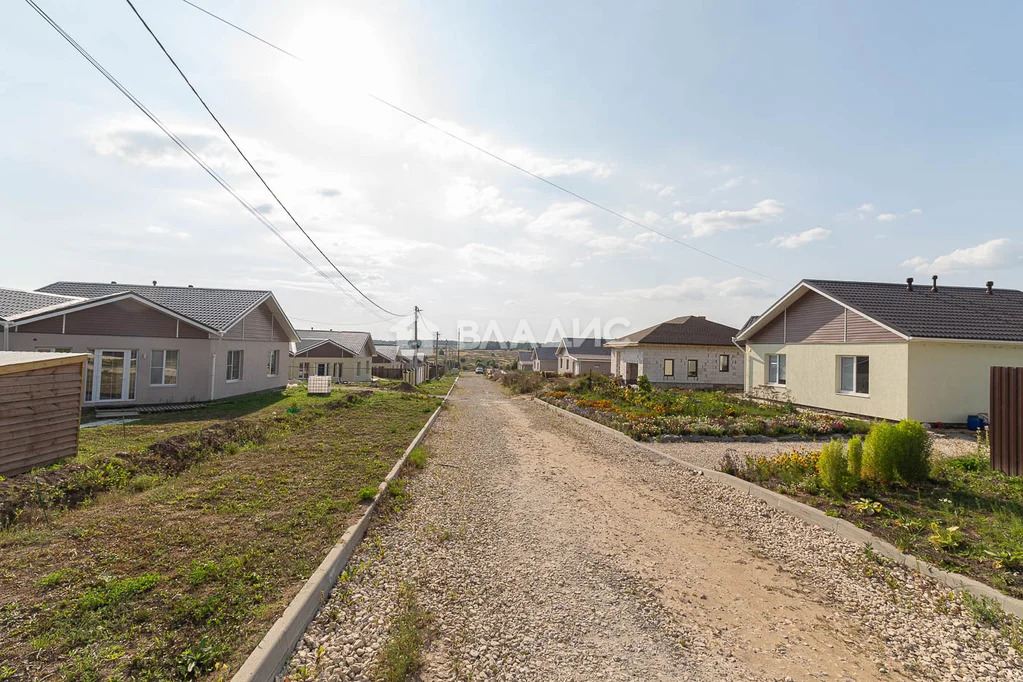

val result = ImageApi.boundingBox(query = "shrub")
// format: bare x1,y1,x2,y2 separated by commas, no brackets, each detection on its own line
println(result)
817,439,849,497
847,435,863,479
894,420,931,483
862,421,900,483
636,375,653,393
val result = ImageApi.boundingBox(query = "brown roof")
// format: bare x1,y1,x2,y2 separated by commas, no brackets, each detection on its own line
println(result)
609,316,738,347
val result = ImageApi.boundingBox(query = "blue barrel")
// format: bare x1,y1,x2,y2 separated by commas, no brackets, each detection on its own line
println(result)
967,415,981,431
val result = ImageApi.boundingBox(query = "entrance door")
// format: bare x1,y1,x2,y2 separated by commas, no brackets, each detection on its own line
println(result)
87,350,137,402
626,362,639,383
316,362,329,376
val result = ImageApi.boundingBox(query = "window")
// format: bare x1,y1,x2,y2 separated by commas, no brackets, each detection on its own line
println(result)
768,354,787,385
226,350,243,382
299,362,310,379
664,358,674,377
839,356,869,395
150,350,179,386
267,350,279,377
687,359,698,379
719,354,729,372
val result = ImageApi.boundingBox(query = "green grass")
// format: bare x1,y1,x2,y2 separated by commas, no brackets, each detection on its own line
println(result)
0,389,442,680
375,583,431,682
414,374,456,396
407,446,428,468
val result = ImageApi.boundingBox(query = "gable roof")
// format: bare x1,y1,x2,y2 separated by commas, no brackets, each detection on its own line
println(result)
297,330,374,357
374,344,402,362
0,287,83,322
34,281,297,337
517,350,534,363
606,316,739,347
737,279,1023,343
532,344,559,361
557,337,613,359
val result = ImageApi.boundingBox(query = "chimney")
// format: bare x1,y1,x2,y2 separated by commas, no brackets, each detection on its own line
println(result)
986,281,994,295
111,281,117,284
931,275,938,293
906,277,914,292
188,284,193,288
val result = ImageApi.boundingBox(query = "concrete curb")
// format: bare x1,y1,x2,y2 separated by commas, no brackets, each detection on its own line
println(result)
531,396,1023,620
231,378,459,682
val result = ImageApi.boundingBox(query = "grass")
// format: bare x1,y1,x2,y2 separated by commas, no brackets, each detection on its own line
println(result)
414,374,457,397
375,583,431,682
0,388,442,680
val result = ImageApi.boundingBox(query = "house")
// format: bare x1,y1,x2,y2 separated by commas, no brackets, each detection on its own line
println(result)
606,316,743,388
0,351,89,476
735,277,1023,424
289,330,375,383
555,338,612,376
531,344,559,374
1,282,298,405
516,350,534,371
373,344,405,369
399,348,428,384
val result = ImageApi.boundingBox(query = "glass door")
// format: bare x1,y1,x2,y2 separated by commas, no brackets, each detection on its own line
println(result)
87,350,138,402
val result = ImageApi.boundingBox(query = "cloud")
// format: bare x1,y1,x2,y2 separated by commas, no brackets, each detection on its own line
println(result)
770,227,831,249
405,119,613,179
901,238,1023,275
877,213,897,222
91,119,248,172
455,243,549,271
443,177,530,225
145,225,191,239
672,199,784,238
643,182,675,197
857,203,875,213
560,276,775,306
712,176,745,192
910,208,923,215
524,202,652,257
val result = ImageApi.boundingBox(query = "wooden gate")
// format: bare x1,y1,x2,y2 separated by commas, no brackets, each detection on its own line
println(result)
989,366,1023,476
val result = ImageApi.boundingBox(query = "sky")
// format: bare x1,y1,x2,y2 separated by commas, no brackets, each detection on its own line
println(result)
3,1,1023,343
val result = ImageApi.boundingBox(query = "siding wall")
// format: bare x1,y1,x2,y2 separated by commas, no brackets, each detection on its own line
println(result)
295,344,353,359
0,360,84,476
15,299,209,339
748,291,901,345
288,355,373,382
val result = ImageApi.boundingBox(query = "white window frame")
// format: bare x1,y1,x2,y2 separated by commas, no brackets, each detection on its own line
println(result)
719,354,729,372
150,349,179,387
267,349,279,377
226,350,243,382
85,349,139,403
837,355,870,396
767,353,787,386
663,358,674,377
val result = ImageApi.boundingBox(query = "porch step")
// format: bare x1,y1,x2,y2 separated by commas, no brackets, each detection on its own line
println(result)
94,409,139,418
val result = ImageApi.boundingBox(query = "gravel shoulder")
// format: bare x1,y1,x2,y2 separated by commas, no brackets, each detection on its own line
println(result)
284,376,1022,681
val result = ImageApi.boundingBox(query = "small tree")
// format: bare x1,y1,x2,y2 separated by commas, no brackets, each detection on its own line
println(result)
636,375,653,393
894,420,931,483
862,421,899,483
847,435,863,479
817,438,849,497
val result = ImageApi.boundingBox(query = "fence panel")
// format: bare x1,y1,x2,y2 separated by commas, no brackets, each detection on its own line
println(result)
989,366,1023,476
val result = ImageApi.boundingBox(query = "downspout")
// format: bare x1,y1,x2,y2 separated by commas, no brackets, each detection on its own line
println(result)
731,336,748,395
3,321,8,351
210,333,222,401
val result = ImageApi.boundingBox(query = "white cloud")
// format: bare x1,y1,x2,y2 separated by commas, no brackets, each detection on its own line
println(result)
901,238,1023,275
877,213,897,222
145,225,190,239
560,276,775,306
770,227,831,249
455,243,549,271
712,176,745,192
643,182,675,197
443,177,530,225
672,199,784,238
857,203,875,213
405,119,613,179
525,202,653,257
910,208,923,215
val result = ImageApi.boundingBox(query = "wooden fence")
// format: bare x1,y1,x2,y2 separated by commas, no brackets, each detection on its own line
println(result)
989,366,1023,476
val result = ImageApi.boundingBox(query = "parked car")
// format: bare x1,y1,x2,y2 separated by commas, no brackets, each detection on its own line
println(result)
475,365,485,374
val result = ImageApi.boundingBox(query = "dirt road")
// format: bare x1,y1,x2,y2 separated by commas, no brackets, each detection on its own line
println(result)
285,376,1022,681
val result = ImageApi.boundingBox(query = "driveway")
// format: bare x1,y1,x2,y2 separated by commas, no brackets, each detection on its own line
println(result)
284,376,1022,681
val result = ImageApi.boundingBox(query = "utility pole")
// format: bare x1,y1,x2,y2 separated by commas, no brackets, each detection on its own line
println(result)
434,331,440,371
456,329,460,372
412,305,419,386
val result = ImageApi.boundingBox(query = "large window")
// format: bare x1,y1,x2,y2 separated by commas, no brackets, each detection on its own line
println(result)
267,349,279,377
150,349,179,386
298,362,310,379
839,356,869,395
767,354,787,385
687,359,698,378
226,350,243,382
719,354,730,372
664,358,674,377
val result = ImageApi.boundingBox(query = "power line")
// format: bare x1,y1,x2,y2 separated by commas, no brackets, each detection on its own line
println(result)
124,0,406,319
176,0,780,284
22,0,384,318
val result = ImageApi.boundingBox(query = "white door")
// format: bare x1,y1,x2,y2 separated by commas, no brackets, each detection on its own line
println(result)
316,362,329,376
86,349,137,402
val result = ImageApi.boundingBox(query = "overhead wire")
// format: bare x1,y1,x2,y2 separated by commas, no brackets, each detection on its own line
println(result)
177,0,781,284
124,0,406,319
22,0,387,319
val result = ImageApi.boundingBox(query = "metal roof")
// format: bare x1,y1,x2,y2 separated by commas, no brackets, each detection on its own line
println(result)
37,281,270,332
297,330,374,356
559,338,613,359
0,287,82,322
607,316,739,347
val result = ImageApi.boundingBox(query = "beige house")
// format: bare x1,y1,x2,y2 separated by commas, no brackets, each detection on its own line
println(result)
1,282,297,405
736,277,1023,424
606,316,743,388
532,345,558,374
290,330,375,383
516,350,534,371
555,338,612,376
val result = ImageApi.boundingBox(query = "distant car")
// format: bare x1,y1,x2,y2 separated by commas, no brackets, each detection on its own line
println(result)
475,366,485,374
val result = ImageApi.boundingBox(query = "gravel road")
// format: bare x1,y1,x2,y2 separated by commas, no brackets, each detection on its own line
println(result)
283,376,1022,681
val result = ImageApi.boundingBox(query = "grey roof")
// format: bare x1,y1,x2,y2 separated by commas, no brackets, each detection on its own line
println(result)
37,281,269,331
0,287,82,322
803,279,1023,342
517,350,534,363
609,316,739,347
298,330,373,356
532,344,559,361
560,338,613,359
739,315,759,334
374,345,402,362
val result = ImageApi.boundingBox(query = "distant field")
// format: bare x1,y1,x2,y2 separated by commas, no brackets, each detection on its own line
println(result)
456,349,521,369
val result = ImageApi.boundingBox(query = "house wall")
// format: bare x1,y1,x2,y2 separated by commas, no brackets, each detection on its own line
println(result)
572,358,611,376
533,358,557,373
906,341,1023,423
748,291,902,345
15,298,209,339
612,344,743,388
745,341,909,420
289,354,372,382
8,331,288,404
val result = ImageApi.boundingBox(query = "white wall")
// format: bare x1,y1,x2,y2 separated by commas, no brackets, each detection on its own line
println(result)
611,345,743,387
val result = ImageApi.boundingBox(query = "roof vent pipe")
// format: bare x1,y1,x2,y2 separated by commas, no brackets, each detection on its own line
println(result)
906,277,914,292
111,281,117,284
987,281,994,295
152,280,157,286
931,275,938,292
188,284,193,288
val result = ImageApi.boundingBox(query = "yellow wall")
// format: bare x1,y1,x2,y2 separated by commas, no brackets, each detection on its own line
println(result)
907,341,1023,423
745,342,909,420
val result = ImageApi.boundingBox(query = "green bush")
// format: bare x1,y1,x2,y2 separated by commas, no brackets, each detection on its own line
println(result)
847,435,863,479
817,439,849,496
636,375,653,393
862,420,931,484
